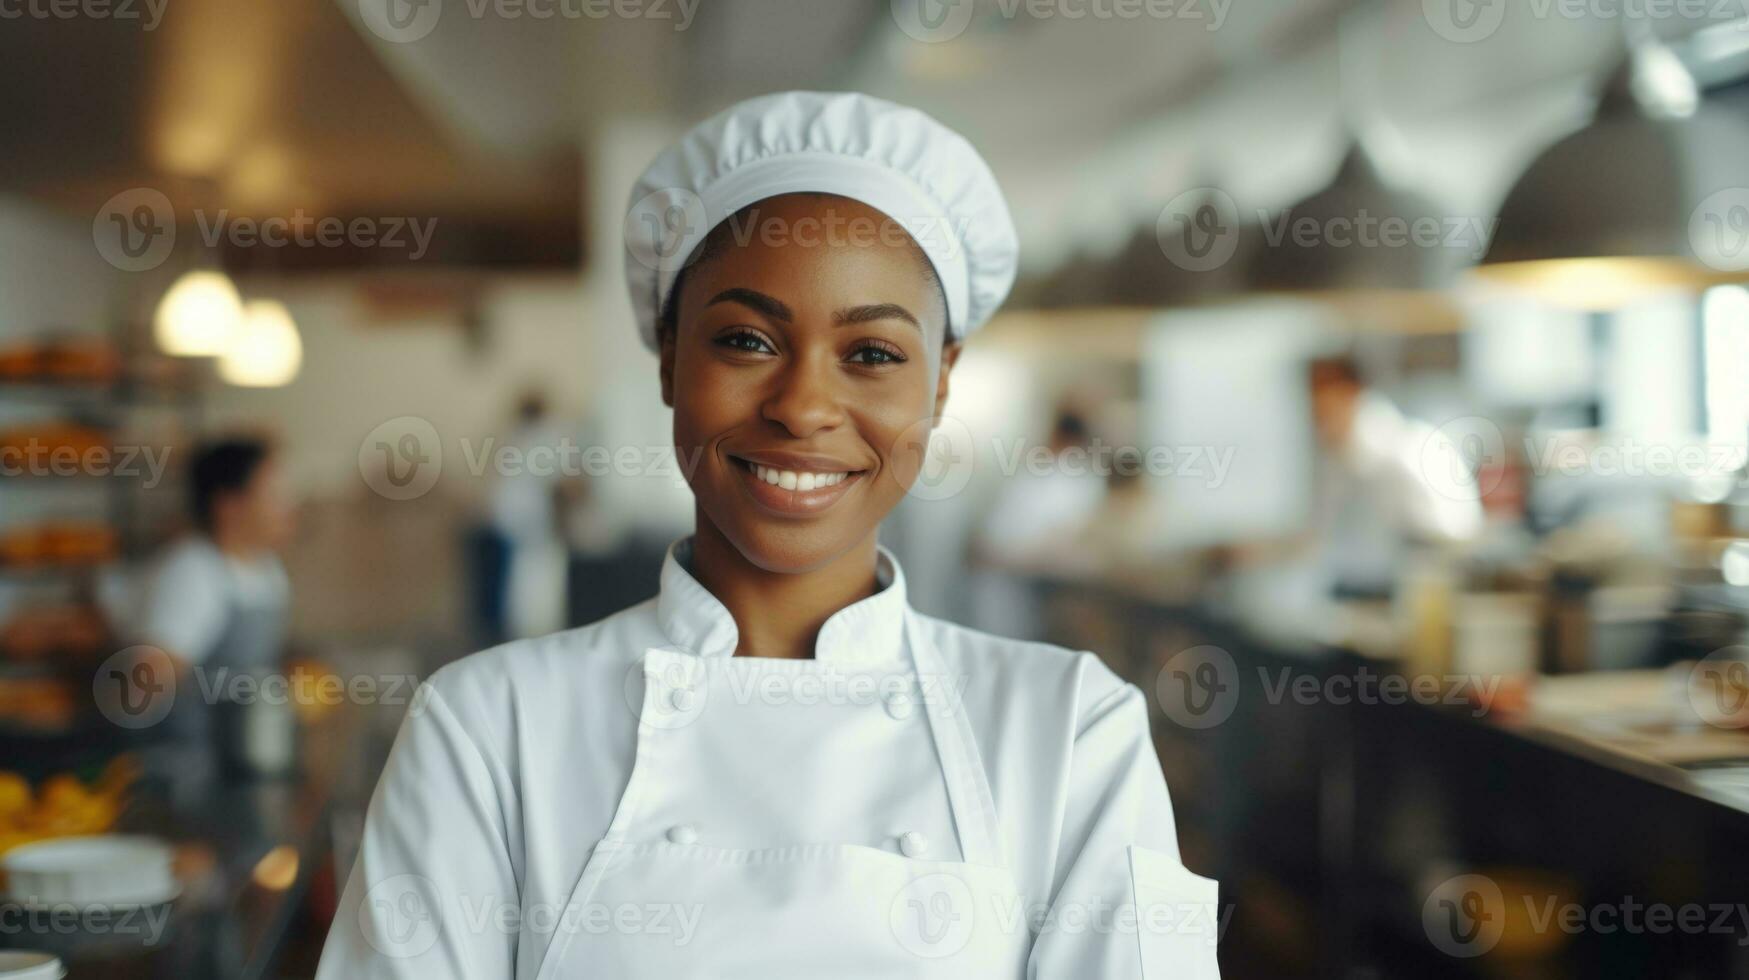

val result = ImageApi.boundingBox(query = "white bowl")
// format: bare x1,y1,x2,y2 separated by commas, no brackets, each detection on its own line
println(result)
0,951,64,979
1,835,177,908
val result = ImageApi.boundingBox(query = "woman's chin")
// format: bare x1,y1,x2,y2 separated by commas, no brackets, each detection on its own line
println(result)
719,519,869,577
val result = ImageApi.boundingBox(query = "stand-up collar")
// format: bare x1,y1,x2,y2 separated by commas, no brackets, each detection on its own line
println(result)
654,536,910,663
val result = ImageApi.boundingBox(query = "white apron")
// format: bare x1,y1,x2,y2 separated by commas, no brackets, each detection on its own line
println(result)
534,609,1031,978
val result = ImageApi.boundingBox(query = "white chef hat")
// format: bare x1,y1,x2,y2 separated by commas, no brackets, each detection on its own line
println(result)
623,91,1019,352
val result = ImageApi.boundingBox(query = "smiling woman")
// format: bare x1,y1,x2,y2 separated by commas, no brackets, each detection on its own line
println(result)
660,193,954,575
315,91,1220,980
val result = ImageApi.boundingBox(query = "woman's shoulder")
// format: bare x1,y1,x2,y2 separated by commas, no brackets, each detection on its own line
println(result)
912,612,1134,722
419,598,665,715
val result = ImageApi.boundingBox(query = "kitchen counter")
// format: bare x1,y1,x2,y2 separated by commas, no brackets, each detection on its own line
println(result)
0,702,376,980
1003,563,1749,977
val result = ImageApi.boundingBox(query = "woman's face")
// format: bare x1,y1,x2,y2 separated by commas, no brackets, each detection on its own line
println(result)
659,194,958,574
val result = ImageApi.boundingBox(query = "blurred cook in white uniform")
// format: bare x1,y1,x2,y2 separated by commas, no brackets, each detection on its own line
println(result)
317,91,1221,980
487,391,573,639
1306,353,1482,597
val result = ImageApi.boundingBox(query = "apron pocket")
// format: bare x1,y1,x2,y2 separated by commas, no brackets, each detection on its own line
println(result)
1128,845,1221,980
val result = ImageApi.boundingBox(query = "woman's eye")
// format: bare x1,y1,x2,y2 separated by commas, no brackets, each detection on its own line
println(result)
849,343,906,366
716,330,775,354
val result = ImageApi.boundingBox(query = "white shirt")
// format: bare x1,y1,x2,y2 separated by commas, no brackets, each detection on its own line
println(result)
136,536,288,663
317,536,1220,979
1314,392,1483,590
975,465,1108,566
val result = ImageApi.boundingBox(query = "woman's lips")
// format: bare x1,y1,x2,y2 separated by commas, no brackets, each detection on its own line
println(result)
730,456,864,516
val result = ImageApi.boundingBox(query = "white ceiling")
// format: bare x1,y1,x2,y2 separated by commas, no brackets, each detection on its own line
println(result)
345,0,1748,270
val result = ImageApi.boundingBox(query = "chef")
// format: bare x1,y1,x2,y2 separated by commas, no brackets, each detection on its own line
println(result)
316,91,1221,979
129,436,294,725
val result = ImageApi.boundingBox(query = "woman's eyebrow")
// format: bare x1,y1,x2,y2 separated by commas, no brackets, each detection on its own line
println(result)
706,288,792,322
834,303,920,332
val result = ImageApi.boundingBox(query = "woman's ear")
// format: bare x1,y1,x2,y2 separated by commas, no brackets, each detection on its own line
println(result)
933,340,962,419
658,326,677,408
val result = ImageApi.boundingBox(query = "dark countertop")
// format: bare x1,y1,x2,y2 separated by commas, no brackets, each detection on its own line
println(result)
1014,564,1749,819
0,703,373,980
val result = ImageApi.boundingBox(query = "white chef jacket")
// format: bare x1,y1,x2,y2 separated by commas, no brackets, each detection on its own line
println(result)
316,536,1220,979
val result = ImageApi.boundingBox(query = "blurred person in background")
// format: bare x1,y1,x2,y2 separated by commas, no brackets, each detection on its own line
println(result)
134,435,295,676
1305,353,1483,598
972,404,1107,568
967,404,1109,637
485,390,573,639
1071,446,1169,575
1228,354,1483,646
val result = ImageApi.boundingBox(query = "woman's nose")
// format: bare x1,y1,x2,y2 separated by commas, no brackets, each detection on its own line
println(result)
761,356,845,437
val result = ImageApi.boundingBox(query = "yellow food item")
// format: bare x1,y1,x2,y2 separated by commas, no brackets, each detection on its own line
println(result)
38,774,88,813
94,754,139,800
0,773,30,816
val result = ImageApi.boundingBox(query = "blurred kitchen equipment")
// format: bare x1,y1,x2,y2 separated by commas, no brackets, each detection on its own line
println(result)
1,834,177,907
1453,592,1541,679
1475,32,1749,308
212,692,298,778
1588,584,1674,670
0,952,64,980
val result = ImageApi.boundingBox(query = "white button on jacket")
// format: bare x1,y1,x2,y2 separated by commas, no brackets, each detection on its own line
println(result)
316,536,1220,979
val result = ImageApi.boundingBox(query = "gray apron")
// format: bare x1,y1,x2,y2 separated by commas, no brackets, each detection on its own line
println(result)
162,592,288,744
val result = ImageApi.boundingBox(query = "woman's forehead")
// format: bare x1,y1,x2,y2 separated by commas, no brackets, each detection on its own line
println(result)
680,194,948,328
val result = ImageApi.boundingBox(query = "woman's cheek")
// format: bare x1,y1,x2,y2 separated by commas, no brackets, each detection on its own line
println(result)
869,405,935,498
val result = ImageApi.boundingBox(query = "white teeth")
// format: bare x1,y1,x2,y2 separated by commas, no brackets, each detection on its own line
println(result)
750,463,850,490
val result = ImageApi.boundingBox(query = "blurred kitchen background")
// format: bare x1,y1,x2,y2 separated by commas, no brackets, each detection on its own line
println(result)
2,0,1749,977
